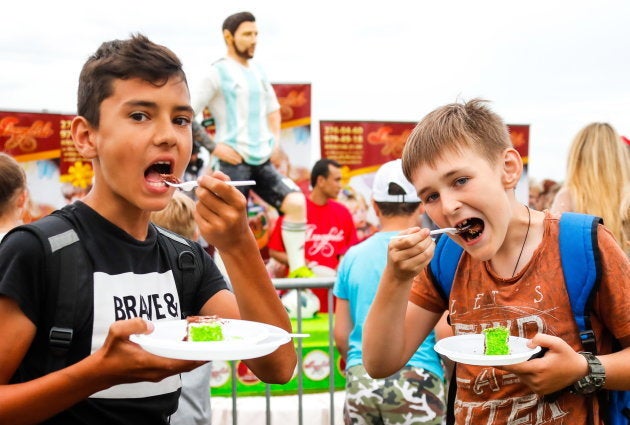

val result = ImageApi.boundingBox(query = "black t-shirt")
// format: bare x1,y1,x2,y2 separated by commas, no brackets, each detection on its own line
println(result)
0,201,228,424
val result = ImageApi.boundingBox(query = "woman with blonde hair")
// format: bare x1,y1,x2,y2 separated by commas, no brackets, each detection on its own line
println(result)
551,122,630,254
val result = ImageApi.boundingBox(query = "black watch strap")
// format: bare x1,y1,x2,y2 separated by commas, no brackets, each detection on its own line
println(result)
571,352,606,395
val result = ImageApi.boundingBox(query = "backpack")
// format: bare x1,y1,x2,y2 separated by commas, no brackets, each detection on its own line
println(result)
429,212,630,425
13,210,203,373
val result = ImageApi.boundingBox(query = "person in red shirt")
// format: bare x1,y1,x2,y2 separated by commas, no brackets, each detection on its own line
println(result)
268,158,358,312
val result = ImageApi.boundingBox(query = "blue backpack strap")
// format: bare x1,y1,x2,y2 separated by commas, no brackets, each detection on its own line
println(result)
559,212,602,354
429,234,464,301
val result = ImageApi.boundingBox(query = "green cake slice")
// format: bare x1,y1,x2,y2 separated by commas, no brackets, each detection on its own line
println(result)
482,327,510,355
186,316,224,342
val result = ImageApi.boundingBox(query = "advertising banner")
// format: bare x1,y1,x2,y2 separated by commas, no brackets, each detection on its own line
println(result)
0,111,93,188
274,83,312,193
0,111,93,218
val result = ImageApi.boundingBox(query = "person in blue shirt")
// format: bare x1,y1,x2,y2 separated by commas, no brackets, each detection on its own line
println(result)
333,159,450,424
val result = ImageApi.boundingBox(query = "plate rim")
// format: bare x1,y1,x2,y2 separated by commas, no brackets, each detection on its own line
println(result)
130,318,291,360
434,333,541,366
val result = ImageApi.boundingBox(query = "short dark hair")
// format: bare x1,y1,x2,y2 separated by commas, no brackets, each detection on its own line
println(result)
375,201,421,217
77,33,187,128
222,11,256,35
310,158,341,188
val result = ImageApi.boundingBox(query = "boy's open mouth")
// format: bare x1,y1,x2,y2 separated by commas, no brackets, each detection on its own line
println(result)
457,218,484,242
144,161,175,185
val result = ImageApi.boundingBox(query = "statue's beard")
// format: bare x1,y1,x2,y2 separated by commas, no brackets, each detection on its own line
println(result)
232,41,254,60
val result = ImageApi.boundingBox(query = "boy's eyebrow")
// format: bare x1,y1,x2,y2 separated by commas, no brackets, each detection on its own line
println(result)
416,169,460,198
123,100,194,115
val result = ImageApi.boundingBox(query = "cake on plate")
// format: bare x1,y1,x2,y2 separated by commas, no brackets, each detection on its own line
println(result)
186,315,224,342
482,326,510,355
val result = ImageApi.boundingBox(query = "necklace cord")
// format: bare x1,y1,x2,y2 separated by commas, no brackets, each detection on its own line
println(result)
512,205,531,277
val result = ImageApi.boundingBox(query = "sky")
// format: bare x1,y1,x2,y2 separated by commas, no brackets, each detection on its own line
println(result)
1,0,629,183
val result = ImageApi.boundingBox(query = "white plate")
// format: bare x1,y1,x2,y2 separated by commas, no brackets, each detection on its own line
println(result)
434,334,541,366
130,319,291,361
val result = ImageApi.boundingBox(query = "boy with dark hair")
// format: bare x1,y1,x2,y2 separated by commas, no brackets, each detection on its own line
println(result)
363,99,630,424
0,33,295,425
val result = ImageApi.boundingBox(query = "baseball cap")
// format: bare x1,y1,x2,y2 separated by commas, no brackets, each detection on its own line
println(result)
371,159,421,203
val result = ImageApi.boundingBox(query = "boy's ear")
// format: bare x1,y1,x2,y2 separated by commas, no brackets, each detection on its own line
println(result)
71,116,97,159
501,148,523,189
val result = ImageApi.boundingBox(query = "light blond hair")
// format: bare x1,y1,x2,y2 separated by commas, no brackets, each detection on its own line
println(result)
150,192,197,239
564,122,630,250
620,186,630,256
402,98,511,181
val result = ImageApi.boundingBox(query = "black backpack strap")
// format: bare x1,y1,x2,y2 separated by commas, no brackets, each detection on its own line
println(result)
446,363,457,425
154,225,200,318
18,213,86,372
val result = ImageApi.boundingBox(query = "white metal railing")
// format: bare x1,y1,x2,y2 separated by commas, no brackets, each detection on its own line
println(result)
223,277,337,425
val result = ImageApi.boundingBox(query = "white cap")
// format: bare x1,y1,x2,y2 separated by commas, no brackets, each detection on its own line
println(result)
371,159,421,203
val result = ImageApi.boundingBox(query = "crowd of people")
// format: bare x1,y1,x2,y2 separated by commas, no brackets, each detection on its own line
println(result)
0,10,629,425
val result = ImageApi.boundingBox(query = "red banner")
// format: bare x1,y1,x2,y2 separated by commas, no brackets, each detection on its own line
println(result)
509,124,530,164
319,120,414,178
0,111,71,162
273,83,311,128
0,111,93,188
320,120,530,172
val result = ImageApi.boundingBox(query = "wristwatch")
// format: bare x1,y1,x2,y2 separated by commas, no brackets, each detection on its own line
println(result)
571,352,606,395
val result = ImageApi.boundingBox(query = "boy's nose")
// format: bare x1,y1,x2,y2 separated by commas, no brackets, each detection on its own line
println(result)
154,120,179,147
440,192,462,215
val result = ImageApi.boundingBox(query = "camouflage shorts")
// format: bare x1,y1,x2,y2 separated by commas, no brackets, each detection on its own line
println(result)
344,365,446,425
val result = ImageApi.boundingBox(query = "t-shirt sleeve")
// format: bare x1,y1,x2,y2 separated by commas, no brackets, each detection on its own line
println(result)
0,229,47,325
264,79,280,113
409,269,448,314
593,224,630,342
191,68,220,118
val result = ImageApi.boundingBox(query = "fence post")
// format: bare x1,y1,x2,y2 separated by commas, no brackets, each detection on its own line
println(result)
225,277,337,425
